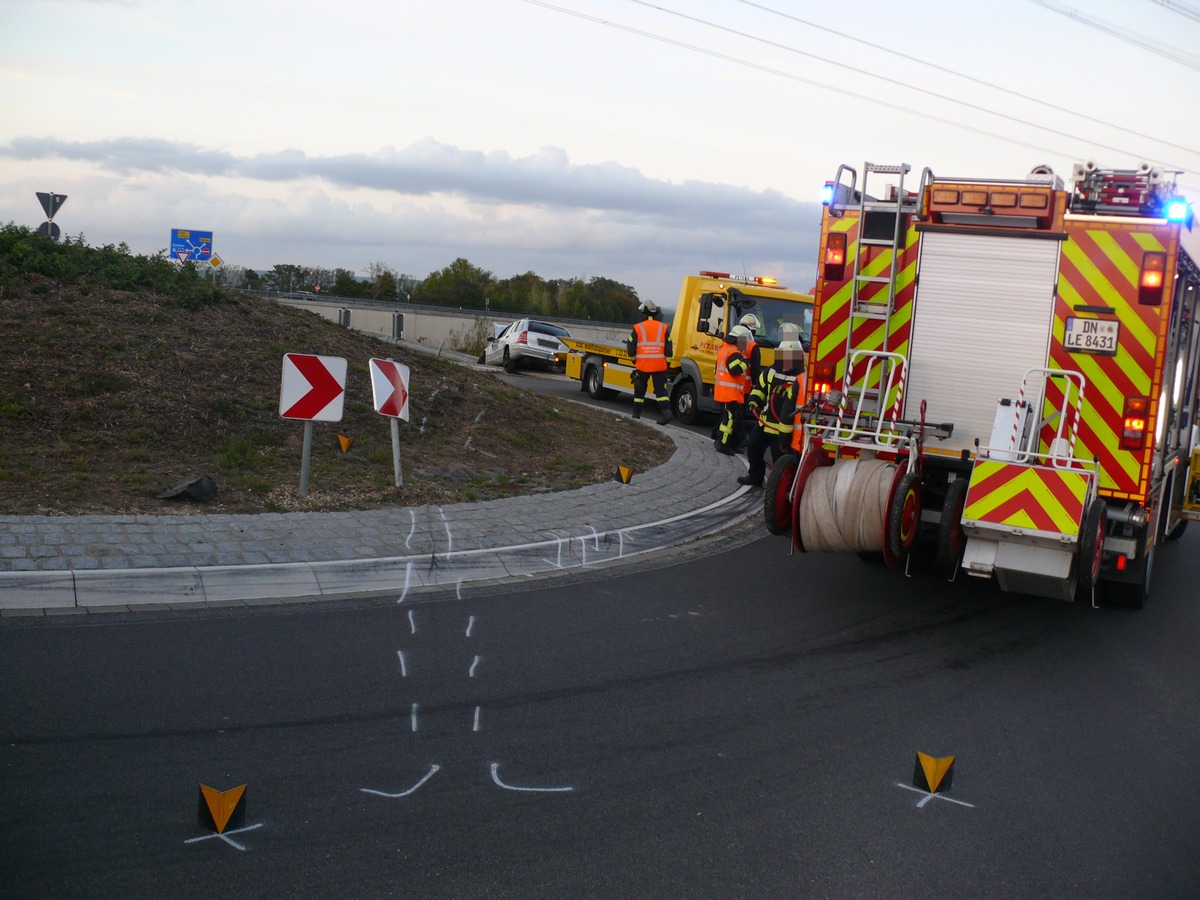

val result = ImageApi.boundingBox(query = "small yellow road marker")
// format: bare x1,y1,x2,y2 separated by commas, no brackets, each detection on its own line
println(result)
198,783,247,834
617,465,634,484
913,751,954,794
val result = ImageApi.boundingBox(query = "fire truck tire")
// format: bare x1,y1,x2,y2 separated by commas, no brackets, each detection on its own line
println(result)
886,473,922,559
671,379,699,425
1107,545,1153,609
1076,498,1106,594
583,363,616,400
763,454,799,535
1164,518,1188,541
936,478,969,572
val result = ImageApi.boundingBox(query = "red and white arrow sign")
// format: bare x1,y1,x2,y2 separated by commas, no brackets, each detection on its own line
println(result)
369,357,410,420
279,353,347,421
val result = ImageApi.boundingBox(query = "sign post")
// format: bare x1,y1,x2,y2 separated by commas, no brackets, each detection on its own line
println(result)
36,191,67,241
279,353,348,496
368,357,411,487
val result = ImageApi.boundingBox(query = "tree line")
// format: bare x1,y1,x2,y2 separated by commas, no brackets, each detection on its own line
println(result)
221,257,642,324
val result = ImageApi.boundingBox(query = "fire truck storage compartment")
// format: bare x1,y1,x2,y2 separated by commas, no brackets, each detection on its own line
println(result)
906,230,1061,455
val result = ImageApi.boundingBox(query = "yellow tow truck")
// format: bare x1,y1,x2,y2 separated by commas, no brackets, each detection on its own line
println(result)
564,271,814,423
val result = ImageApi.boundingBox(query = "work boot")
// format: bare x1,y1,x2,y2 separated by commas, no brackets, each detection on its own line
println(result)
632,407,642,420
737,474,763,487
657,408,672,426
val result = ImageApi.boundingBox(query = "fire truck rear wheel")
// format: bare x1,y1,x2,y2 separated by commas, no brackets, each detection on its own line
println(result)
936,478,969,572
886,473,922,559
763,454,798,535
1163,517,1188,541
671,379,699,425
1107,545,1153,609
1076,498,1106,594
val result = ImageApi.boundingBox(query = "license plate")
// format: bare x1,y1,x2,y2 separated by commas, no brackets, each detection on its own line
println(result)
1064,317,1118,356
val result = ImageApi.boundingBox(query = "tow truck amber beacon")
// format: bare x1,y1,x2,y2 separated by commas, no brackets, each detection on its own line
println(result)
765,159,1200,608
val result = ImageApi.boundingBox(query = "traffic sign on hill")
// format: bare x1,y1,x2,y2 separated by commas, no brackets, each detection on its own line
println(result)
170,228,213,263
279,353,347,422
369,357,410,420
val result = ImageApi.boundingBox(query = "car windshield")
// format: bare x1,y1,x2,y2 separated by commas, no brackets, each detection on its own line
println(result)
528,321,571,338
736,293,814,349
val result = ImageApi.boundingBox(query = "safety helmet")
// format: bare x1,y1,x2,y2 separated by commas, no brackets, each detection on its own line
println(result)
641,301,660,317
778,322,801,340
727,324,752,342
775,340,806,375
738,313,760,330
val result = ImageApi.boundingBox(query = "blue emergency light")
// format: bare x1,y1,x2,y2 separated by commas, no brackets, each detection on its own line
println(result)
820,183,835,205
1166,198,1190,223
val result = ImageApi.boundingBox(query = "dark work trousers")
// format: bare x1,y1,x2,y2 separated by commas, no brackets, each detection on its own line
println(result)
715,400,745,454
632,370,671,419
745,424,788,484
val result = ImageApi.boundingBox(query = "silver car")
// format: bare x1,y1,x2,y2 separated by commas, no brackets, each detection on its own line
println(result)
483,319,571,373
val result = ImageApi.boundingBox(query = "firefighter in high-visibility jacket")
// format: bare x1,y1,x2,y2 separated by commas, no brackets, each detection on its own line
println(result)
625,301,673,425
714,324,753,455
739,340,806,487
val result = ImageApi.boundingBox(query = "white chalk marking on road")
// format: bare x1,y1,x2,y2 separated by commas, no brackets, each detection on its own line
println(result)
395,561,413,604
895,782,976,808
396,650,408,677
407,609,417,634
455,579,464,600
361,764,441,798
490,762,574,793
411,703,419,732
474,705,482,732
405,509,416,550
184,822,263,851
469,655,481,678
585,525,599,550
440,509,453,554
465,615,476,637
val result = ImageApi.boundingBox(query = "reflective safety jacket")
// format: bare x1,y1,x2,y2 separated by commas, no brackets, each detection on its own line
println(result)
763,375,803,436
628,319,671,373
714,343,750,403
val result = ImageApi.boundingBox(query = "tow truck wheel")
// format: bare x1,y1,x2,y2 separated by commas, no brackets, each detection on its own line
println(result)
763,453,799,534
936,477,969,572
672,379,699,425
584,363,616,400
1076,498,1106,594
885,472,922,559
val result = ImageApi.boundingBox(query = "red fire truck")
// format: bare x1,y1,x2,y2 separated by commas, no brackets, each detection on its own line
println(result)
767,159,1200,607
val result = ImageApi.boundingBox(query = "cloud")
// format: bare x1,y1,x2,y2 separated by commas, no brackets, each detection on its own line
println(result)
0,136,821,299
1,136,805,222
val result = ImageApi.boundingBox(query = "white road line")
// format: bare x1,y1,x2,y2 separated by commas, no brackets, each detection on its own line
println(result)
411,703,419,732
895,782,976,808
407,609,417,634
397,650,407,677
395,561,413,604
184,822,263,851
490,762,574,793
361,764,441,798
469,655,480,678
465,615,475,637
474,705,482,732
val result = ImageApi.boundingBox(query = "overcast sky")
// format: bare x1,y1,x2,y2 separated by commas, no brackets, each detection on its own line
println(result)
2,0,1198,303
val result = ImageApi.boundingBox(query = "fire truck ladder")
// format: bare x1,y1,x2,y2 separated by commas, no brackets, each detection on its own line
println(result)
842,162,927,420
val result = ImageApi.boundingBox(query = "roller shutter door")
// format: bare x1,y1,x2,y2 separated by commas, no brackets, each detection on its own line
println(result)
906,231,1060,454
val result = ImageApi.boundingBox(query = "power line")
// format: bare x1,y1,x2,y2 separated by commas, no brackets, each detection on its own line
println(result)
521,0,1074,160
630,0,1199,176
738,0,1200,161
1031,0,1200,70
1148,0,1200,24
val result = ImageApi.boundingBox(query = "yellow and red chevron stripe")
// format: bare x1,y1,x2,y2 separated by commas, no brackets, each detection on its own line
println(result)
963,460,1089,536
811,214,920,395
1050,221,1173,501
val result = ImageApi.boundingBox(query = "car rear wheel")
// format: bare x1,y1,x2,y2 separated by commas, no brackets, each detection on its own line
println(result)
503,348,518,374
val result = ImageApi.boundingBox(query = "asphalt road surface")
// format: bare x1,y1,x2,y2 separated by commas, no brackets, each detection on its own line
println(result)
4,516,1199,898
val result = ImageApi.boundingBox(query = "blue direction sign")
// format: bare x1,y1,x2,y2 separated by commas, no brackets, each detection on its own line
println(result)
170,229,213,263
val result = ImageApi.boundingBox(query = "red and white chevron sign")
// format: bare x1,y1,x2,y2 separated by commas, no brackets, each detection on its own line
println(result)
279,353,347,421
369,358,410,420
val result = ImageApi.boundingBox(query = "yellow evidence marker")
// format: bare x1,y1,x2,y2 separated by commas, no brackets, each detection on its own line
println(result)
198,784,247,834
913,752,955,794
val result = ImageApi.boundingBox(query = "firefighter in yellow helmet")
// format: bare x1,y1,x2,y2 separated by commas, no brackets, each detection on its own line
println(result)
625,301,673,425
739,338,806,487
714,324,752,455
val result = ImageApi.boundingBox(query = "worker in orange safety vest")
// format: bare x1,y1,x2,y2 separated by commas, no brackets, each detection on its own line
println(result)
714,324,752,455
625,301,673,425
